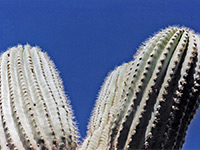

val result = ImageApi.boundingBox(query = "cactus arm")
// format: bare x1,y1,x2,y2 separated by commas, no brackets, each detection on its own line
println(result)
0,45,78,149
82,26,200,150
80,63,128,150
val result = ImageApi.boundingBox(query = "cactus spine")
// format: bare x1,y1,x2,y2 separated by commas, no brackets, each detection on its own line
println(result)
0,45,78,150
81,26,200,150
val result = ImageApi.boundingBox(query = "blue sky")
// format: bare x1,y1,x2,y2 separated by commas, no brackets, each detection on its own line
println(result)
0,0,199,149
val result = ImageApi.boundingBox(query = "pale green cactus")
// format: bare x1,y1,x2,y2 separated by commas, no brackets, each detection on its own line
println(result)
0,45,78,149
80,26,200,150
0,26,200,150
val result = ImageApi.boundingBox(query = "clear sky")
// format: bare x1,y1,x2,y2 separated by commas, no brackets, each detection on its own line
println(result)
0,0,199,149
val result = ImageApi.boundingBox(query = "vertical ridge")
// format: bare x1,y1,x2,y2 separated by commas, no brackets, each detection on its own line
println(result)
8,47,38,149
28,48,60,145
109,27,177,150
144,31,196,149
22,45,55,149
0,57,9,150
125,29,183,150
143,30,189,149
170,33,199,149
16,47,51,149
114,27,178,150
43,52,78,148
1,51,24,149
36,50,66,146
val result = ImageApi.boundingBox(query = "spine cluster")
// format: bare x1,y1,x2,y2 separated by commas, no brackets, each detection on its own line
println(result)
0,45,78,150
81,26,200,150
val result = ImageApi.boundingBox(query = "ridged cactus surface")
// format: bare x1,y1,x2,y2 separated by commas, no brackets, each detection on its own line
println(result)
81,26,200,150
0,45,78,150
0,26,200,150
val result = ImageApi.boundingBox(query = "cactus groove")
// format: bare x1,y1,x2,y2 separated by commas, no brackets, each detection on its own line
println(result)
0,45,78,150
81,26,200,150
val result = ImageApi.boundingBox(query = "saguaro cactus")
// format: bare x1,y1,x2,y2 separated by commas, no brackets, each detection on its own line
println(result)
81,26,200,150
0,26,200,150
0,45,78,149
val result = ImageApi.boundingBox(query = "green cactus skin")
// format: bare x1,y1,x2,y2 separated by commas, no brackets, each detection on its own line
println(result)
80,26,200,150
0,45,78,150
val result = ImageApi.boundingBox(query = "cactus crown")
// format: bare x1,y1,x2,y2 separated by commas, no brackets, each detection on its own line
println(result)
0,26,200,150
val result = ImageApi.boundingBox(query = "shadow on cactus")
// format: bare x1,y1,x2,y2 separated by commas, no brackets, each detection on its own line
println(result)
0,26,199,150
